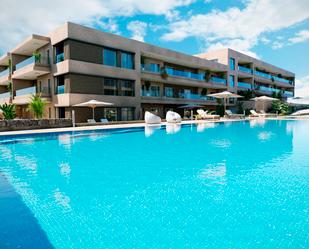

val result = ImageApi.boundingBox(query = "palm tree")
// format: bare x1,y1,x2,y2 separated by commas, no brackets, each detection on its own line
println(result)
27,94,46,119
0,103,16,120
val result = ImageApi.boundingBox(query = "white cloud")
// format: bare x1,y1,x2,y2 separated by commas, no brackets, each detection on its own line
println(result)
271,41,284,50
289,29,309,44
127,21,148,41
0,0,194,53
161,0,309,55
295,75,309,97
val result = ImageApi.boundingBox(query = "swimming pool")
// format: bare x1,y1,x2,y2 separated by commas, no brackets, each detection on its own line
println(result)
0,120,308,248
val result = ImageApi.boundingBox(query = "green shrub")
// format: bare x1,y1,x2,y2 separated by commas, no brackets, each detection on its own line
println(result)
27,94,46,119
0,103,16,120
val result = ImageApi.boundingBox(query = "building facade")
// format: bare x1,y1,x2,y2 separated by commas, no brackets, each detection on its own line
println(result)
0,23,295,122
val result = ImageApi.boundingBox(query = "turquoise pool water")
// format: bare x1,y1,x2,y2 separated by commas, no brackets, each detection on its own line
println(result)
0,120,308,248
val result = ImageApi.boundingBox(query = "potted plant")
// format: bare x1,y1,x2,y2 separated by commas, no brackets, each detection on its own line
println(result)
33,51,41,63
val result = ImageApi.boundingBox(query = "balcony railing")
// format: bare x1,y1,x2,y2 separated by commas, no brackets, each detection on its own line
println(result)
178,93,216,101
254,70,272,80
258,86,281,94
283,91,294,97
210,76,226,85
57,85,65,94
273,76,292,85
237,82,252,89
15,56,50,71
141,63,160,73
0,92,10,99
15,86,36,96
238,65,253,74
56,53,65,63
165,67,204,81
141,89,160,97
0,68,9,78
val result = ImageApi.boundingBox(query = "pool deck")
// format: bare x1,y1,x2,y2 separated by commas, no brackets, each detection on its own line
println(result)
0,116,308,137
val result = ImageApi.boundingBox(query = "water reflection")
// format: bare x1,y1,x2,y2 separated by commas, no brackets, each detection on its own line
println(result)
144,125,162,137
15,155,38,174
258,131,274,141
196,122,216,132
198,161,227,185
54,188,71,210
210,139,231,148
59,163,71,178
166,124,181,134
249,118,266,128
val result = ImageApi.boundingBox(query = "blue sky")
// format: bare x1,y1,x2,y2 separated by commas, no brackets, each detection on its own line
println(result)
0,0,309,96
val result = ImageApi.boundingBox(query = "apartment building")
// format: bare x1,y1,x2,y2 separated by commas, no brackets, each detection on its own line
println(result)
0,23,295,122
197,49,295,99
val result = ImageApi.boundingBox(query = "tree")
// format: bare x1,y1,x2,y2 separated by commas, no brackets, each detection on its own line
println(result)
27,94,46,119
271,101,291,115
0,103,16,120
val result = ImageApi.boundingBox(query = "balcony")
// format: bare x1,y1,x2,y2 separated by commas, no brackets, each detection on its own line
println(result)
238,65,253,74
56,53,65,63
210,76,226,85
13,86,51,105
12,56,50,80
141,89,160,97
165,67,204,81
141,63,160,73
273,76,293,85
283,91,294,98
254,70,272,80
0,92,10,104
0,68,10,85
258,86,281,94
237,82,252,89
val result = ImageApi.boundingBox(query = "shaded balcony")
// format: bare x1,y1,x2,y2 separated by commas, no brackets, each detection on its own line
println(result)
12,56,51,80
237,81,252,89
0,68,10,85
238,65,253,74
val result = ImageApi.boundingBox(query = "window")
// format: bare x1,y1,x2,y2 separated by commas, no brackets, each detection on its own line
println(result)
230,58,235,70
121,108,135,121
229,75,235,87
104,78,118,95
103,48,117,67
121,80,135,96
55,76,65,94
47,79,51,94
121,52,134,69
165,87,174,98
58,107,65,118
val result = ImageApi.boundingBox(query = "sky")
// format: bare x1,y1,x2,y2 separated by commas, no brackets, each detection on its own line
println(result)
0,0,308,97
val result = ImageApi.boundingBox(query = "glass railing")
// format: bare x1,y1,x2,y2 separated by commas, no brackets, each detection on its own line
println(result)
237,82,252,89
141,63,160,73
141,89,160,97
283,91,293,97
15,56,50,70
0,92,10,99
15,86,36,96
254,70,272,80
238,65,252,74
57,85,65,94
210,76,226,85
165,67,204,81
0,68,9,78
258,86,280,93
56,53,65,63
273,76,292,85
178,93,216,101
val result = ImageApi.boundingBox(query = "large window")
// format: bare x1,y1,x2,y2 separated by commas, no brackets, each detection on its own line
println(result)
103,47,134,69
104,78,118,95
121,80,135,96
229,75,235,87
121,108,135,121
103,48,117,67
121,52,134,69
55,75,65,94
230,57,235,70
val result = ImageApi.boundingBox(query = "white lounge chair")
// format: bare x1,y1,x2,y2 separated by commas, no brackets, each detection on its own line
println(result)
250,110,265,117
225,110,245,119
197,109,220,120
145,111,161,124
166,111,181,123
291,109,309,116
87,119,96,124
100,118,109,123
259,110,277,117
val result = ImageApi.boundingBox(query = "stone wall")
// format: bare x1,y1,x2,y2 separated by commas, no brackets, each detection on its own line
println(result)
0,119,72,132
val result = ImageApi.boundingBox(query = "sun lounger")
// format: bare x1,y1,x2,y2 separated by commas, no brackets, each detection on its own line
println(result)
166,111,181,123
145,111,161,124
197,109,220,120
100,118,109,123
250,110,265,117
225,110,245,119
87,119,96,124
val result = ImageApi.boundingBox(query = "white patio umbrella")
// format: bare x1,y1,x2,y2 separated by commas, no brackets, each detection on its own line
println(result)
207,91,243,113
74,100,114,120
251,96,278,111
